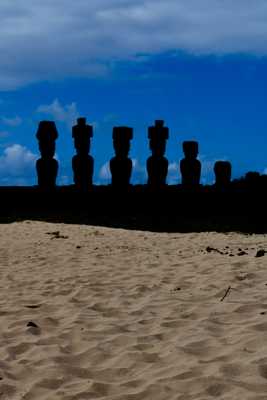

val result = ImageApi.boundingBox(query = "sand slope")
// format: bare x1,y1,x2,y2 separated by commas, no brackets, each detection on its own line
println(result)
0,221,267,399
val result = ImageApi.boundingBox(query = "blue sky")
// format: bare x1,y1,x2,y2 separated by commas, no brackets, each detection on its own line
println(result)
0,0,267,185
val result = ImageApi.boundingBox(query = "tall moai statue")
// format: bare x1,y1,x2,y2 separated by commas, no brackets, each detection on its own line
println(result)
72,117,94,189
180,141,201,186
110,126,133,188
36,121,58,189
147,120,169,187
214,161,231,188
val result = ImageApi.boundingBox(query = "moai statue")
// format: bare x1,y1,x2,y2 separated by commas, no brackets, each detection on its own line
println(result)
110,126,133,188
147,120,169,187
36,121,58,189
214,161,231,187
72,117,94,189
180,141,201,186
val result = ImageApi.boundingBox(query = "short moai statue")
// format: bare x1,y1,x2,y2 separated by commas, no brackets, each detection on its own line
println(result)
147,120,169,187
180,141,201,186
72,117,94,189
110,126,133,188
214,161,231,188
36,121,58,189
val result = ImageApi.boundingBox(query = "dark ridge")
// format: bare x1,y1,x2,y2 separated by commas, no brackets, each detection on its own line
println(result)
1,184,267,233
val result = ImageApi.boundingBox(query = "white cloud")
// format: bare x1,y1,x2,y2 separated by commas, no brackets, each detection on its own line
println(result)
199,155,231,184
99,161,111,181
0,1,267,89
1,116,22,127
132,158,147,183
37,99,79,129
168,161,180,184
199,155,215,182
0,144,37,175
0,144,37,185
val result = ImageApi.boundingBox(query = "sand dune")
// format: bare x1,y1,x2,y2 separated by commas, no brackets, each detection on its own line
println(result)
0,221,267,399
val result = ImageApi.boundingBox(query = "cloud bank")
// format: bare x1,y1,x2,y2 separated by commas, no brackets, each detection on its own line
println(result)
0,0,267,89
0,144,37,185
37,99,79,130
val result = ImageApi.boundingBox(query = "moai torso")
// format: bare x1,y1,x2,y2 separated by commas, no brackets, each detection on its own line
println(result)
180,141,201,186
147,156,168,186
214,161,231,188
147,120,169,187
36,121,58,189
110,127,133,188
72,118,94,189
72,155,94,187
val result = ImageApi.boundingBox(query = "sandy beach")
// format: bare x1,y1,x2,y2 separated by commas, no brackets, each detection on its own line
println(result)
0,221,267,399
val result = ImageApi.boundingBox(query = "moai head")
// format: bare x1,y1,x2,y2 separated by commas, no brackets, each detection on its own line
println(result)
182,141,199,159
72,117,93,156
36,121,58,159
113,127,133,158
148,120,169,157
180,140,201,186
214,161,232,186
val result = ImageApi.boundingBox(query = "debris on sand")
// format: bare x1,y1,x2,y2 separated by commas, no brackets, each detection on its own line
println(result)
255,250,266,258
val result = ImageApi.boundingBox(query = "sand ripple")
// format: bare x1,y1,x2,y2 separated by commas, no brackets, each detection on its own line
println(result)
0,222,267,399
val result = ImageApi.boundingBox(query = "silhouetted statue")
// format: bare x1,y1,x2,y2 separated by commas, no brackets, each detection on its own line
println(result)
36,121,58,189
147,120,169,187
180,141,201,186
214,161,232,187
110,126,133,188
72,117,94,189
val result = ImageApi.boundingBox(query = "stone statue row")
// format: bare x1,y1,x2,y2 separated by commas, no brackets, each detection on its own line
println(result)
36,118,232,189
